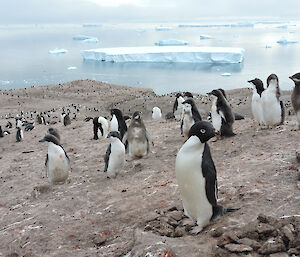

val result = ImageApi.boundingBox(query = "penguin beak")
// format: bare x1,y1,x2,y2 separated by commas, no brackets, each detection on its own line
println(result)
39,138,46,142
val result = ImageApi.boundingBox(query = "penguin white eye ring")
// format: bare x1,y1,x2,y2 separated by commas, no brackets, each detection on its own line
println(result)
200,129,206,134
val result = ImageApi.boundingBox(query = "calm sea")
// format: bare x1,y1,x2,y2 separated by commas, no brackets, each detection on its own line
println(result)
0,20,300,95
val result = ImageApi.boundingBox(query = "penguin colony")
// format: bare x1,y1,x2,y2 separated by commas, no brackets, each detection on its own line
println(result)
0,73,298,234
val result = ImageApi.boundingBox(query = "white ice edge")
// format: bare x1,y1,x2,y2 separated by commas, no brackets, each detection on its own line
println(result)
81,46,245,63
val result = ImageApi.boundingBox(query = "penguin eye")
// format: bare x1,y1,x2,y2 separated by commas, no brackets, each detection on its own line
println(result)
200,129,206,134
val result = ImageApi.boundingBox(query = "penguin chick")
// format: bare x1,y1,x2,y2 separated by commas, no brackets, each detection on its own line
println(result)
152,107,162,120
104,131,125,178
39,134,70,184
48,128,61,143
176,121,238,234
248,78,265,125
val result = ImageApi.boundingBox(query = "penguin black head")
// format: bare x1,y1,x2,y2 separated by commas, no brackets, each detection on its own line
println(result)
132,111,142,120
175,93,183,98
217,88,227,100
48,128,60,142
248,78,264,96
111,108,123,118
107,131,121,140
39,134,60,145
266,74,279,87
184,92,193,98
289,73,300,85
188,121,216,143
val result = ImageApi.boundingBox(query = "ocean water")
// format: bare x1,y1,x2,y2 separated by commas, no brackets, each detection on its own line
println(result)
0,20,300,95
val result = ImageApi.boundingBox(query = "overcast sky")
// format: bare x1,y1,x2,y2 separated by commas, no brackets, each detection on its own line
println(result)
1,0,300,24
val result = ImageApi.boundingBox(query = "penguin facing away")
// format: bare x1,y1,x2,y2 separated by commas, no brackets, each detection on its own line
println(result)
176,121,238,233
123,111,153,158
39,134,70,184
152,107,162,120
261,74,284,126
208,89,235,137
104,131,125,178
289,73,300,129
110,109,127,139
173,93,185,120
16,127,24,142
248,78,265,125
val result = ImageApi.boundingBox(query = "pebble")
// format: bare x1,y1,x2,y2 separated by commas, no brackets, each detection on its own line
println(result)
224,243,253,253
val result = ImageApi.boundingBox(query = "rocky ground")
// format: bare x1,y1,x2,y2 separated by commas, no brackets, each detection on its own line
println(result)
0,80,299,257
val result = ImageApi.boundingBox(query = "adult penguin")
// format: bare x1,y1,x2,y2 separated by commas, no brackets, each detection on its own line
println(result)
181,98,202,137
62,113,71,126
248,78,265,125
289,73,300,129
39,133,70,184
208,89,235,137
0,126,3,138
110,109,127,139
16,127,24,142
104,131,125,178
176,121,238,234
93,116,109,140
261,74,285,126
173,93,185,120
123,111,153,158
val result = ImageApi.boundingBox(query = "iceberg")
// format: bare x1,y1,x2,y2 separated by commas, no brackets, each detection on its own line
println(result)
136,29,146,33
155,26,172,31
155,39,188,46
178,22,254,28
49,48,68,54
82,23,100,27
81,46,245,64
277,37,298,45
82,37,99,44
72,34,92,40
221,73,231,77
200,34,212,40
67,66,77,70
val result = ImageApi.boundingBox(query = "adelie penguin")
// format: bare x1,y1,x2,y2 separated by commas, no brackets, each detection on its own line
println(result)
289,73,300,129
110,109,127,139
62,113,71,126
181,98,202,137
208,89,235,137
39,133,70,184
173,93,185,121
175,121,239,234
93,116,109,140
16,127,24,142
248,78,265,125
104,131,125,178
123,111,153,158
261,74,285,126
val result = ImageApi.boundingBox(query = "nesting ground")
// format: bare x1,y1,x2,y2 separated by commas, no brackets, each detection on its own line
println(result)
0,80,299,257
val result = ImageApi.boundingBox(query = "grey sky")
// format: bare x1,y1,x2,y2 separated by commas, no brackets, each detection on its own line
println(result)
1,0,300,24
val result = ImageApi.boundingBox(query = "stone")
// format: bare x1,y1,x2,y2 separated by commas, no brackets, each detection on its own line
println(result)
91,236,107,246
258,237,286,255
217,236,231,247
257,214,277,225
269,253,289,257
238,238,261,250
224,243,253,253
224,231,240,243
281,224,294,243
213,246,233,257
288,248,300,256
210,227,225,237
174,226,186,237
168,210,183,221
256,223,275,236
167,217,179,227
141,243,176,257
296,149,300,163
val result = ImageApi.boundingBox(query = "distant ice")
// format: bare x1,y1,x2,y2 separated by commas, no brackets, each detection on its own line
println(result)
221,73,232,77
67,66,77,70
136,29,146,33
0,80,10,85
277,37,298,45
72,35,91,40
155,39,188,46
82,37,99,44
49,48,68,54
82,46,245,64
276,25,288,29
82,23,100,27
155,26,172,31
200,34,212,40
265,44,272,48
178,22,254,28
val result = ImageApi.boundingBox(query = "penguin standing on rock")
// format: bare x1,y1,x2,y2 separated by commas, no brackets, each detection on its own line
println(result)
16,127,24,142
110,109,127,139
123,111,153,158
181,99,202,137
39,133,70,184
289,73,300,129
176,121,238,234
104,131,125,178
248,78,265,125
173,93,185,120
93,116,109,140
208,89,235,137
261,74,285,126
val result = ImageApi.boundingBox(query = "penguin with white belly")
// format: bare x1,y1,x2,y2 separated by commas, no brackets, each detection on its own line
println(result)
261,74,285,126
152,107,162,120
208,89,235,137
248,78,265,125
104,131,125,178
39,133,70,184
110,109,127,139
181,99,202,137
176,121,238,234
289,73,300,129
173,93,185,120
123,111,153,158
93,116,109,140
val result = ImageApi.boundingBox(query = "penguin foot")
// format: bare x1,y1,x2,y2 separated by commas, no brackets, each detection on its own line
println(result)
182,218,195,226
190,226,203,235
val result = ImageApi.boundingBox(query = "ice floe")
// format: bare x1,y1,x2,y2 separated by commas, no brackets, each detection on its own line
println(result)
49,48,68,54
155,39,188,46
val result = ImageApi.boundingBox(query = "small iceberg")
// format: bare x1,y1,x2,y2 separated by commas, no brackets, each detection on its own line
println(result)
200,34,212,40
155,39,188,46
49,48,68,54
221,73,232,77
155,26,172,31
277,37,298,45
276,25,288,29
82,23,100,27
82,37,99,44
67,66,77,70
72,35,91,40
136,29,146,33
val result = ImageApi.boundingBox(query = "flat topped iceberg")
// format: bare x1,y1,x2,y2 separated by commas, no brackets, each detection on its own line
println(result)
72,35,92,40
81,46,245,63
49,48,68,54
277,37,298,44
82,37,99,44
155,39,188,46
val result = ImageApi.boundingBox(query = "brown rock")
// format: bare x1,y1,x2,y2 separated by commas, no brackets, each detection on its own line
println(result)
238,237,261,250
174,226,186,237
269,253,289,257
258,237,286,255
217,236,231,247
256,223,275,237
213,246,233,257
168,210,183,221
288,248,300,256
237,222,259,240
281,223,294,243
6,254,19,257
224,243,253,253
224,231,240,243
257,214,277,225
91,236,107,246
210,227,225,238
167,217,179,227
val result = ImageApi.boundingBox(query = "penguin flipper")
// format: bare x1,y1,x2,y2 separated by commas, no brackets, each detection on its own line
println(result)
122,132,128,145
180,119,184,135
280,100,285,124
93,117,99,140
201,143,218,207
104,144,111,172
